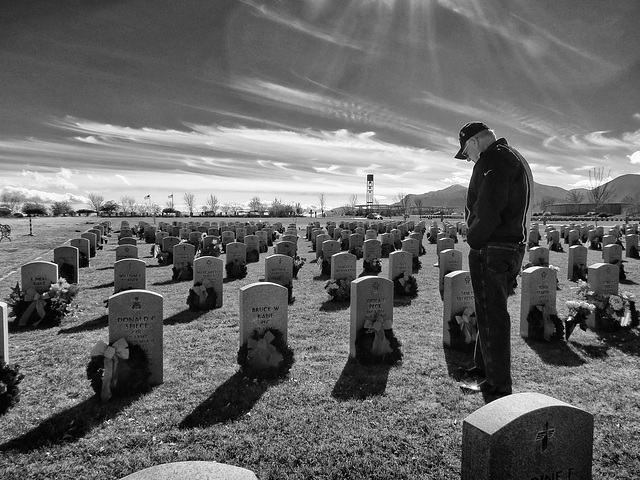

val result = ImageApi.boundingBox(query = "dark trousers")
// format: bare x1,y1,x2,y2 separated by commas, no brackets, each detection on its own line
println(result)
468,243,525,390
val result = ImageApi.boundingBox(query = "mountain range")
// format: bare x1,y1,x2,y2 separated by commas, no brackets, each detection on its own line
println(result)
401,174,640,212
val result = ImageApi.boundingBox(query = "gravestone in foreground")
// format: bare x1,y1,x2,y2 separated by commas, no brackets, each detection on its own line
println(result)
108,290,163,385
1,301,8,363
462,392,593,480
349,276,393,358
239,282,288,346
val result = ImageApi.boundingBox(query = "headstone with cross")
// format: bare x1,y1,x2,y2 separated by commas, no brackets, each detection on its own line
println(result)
462,392,593,480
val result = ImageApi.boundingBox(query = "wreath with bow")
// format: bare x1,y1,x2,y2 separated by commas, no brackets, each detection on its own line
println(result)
0,360,24,416
393,273,418,297
363,258,382,274
172,262,193,281
526,304,564,342
355,313,402,365
448,307,477,350
86,338,151,401
237,329,294,380
186,280,218,311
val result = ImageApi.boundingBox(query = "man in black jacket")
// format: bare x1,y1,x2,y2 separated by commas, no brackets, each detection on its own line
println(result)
455,121,533,402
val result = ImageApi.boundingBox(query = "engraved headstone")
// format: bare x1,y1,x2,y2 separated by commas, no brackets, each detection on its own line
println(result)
70,238,90,267
265,254,294,287
193,256,224,308
53,246,79,284
388,250,413,281
115,244,139,261
114,259,147,294
108,290,163,385
442,270,474,347
439,249,463,296
331,252,357,281
81,231,97,257
567,245,588,281
520,266,557,339
349,276,393,358
239,282,288,346
529,246,549,267
462,393,593,480
0,301,8,363
602,243,622,265
21,261,58,293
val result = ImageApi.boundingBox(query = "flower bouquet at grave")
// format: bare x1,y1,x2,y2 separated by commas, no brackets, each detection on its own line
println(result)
574,280,639,331
355,313,402,365
225,259,247,279
237,329,294,380
9,279,79,328
0,360,24,416
292,256,306,279
381,243,393,258
564,300,594,339
87,338,151,402
324,277,352,302
572,263,588,282
246,250,260,263
448,307,477,350
363,258,382,274
526,304,564,342
349,246,363,260
550,241,564,253
393,273,418,297
186,279,218,311
200,242,221,257
172,262,193,281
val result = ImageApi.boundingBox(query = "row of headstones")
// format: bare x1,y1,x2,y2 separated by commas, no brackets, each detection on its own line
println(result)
530,243,628,281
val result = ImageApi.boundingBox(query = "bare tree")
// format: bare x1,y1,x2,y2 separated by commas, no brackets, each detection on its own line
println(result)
318,193,327,217
120,195,136,216
588,167,614,215
539,196,556,213
205,194,219,215
183,192,196,216
249,196,264,215
414,198,423,218
566,190,584,206
87,193,104,215
394,191,407,217
348,194,358,216
0,192,27,212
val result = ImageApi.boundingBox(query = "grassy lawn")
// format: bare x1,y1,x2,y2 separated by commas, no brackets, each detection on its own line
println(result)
0,216,639,479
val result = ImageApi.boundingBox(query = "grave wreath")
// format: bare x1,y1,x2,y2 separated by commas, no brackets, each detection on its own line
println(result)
448,307,477,349
572,263,588,282
611,259,626,281
549,241,564,252
349,246,363,260
237,329,294,380
362,258,382,273
355,313,402,365
628,243,639,259
225,259,247,279
0,360,24,416
324,277,352,302
564,300,593,338
172,262,193,281
87,338,151,402
392,273,418,297
589,238,601,250
318,253,331,276
200,243,221,257
381,243,394,258
9,279,79,328
412,256,422,272
526,304,564,342
186,280,218,311
246,250,260,263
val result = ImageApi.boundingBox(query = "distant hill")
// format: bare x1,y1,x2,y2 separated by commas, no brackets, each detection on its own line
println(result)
396,174,640,211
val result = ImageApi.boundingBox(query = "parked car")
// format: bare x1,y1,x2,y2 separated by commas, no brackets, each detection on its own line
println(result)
366,213,383,220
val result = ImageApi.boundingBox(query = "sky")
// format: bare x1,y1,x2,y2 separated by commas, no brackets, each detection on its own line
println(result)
1,0,639,213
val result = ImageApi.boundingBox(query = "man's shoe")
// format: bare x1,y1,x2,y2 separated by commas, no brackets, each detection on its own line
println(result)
479,381,512,403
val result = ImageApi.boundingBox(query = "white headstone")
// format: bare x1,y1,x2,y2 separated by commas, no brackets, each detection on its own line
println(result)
114,259,147,294
193,256,224,308
239,282,288,345
349,277,393,358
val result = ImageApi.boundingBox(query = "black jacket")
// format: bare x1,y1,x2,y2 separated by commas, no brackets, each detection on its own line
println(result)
464,138,533,250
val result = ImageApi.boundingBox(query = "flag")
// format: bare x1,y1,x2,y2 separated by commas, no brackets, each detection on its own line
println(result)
168,194,173,198
144,195,150,199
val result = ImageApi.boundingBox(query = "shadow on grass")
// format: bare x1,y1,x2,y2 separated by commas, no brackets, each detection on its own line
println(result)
179,372,272,428
0,392,146,453
331,359,391,401
87,281,114,290
569,341,609,359
319,299,349,312
152,279,184,286
94,266,113,271
393,297,413,307
58,314,108,334
443,345,474,381
594,328,640,357
524,339,586,366
358,270,379,278
312,274,330,281
620,278,637,285
163,308,208,326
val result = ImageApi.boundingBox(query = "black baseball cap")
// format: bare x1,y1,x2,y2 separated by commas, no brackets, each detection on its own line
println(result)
454,121,490,159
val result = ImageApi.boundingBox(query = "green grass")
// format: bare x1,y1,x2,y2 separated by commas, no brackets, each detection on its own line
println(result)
0,216,639,479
